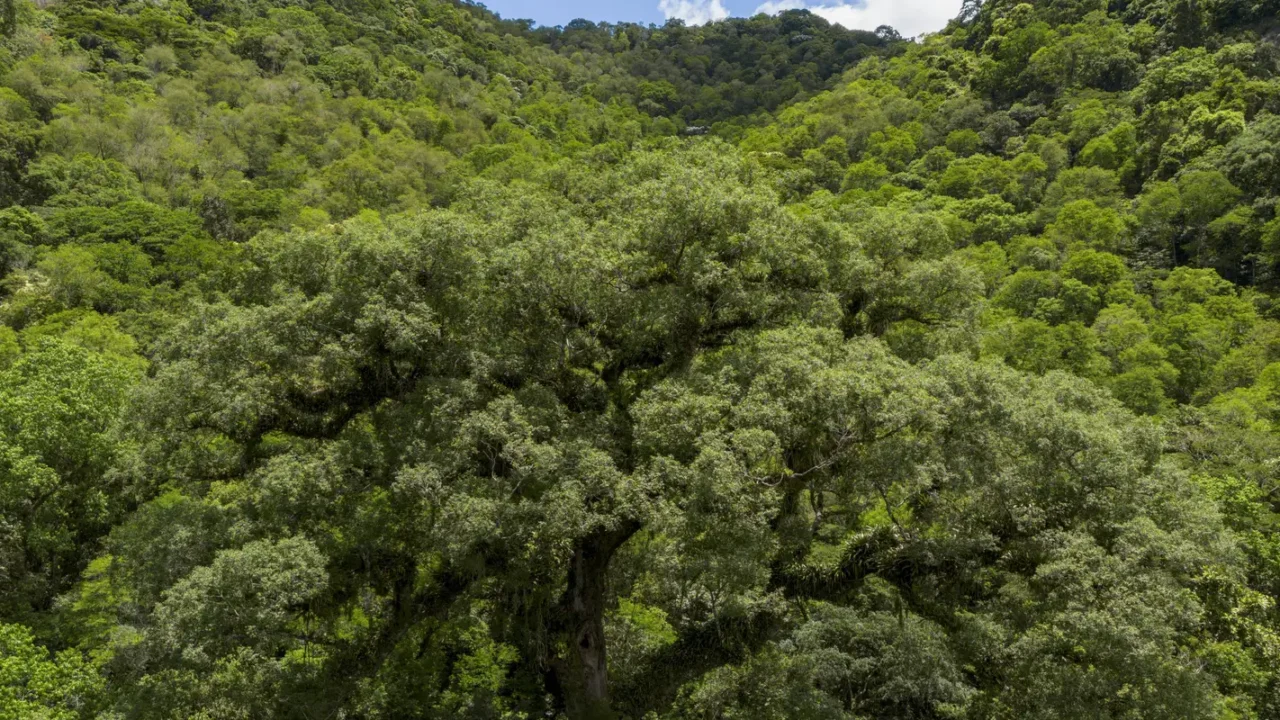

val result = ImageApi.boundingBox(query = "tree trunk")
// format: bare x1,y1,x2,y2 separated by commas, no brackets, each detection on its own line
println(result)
2,0,15,36
552,522,639,720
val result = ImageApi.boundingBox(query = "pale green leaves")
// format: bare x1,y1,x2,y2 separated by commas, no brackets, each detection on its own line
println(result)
151,536,327,664
0,624,102,720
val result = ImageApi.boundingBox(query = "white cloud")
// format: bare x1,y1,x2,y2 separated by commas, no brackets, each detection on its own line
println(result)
754,0,958,38
659,0,731,25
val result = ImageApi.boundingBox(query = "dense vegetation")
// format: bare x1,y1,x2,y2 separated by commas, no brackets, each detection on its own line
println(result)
4,0,1280,717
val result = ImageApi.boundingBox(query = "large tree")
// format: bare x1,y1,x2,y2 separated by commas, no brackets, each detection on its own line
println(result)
88,146,1248,719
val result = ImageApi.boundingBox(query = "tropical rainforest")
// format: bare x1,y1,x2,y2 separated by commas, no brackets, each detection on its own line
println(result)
3,0,1280,716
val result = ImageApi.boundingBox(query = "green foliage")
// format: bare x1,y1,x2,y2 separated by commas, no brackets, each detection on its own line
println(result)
0,623,103,719
0,338,141,620
1,0,1280,718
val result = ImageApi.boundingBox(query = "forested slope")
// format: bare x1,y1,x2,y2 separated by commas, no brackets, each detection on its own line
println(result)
3,0,1280,718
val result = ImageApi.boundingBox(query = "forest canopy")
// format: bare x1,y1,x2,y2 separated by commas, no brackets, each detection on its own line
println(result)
3,0,1280,718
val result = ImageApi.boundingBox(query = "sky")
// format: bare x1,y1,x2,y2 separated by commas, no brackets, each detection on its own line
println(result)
479,0,961,39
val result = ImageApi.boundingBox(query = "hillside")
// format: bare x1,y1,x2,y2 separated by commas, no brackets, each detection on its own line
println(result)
2,0,1280,718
